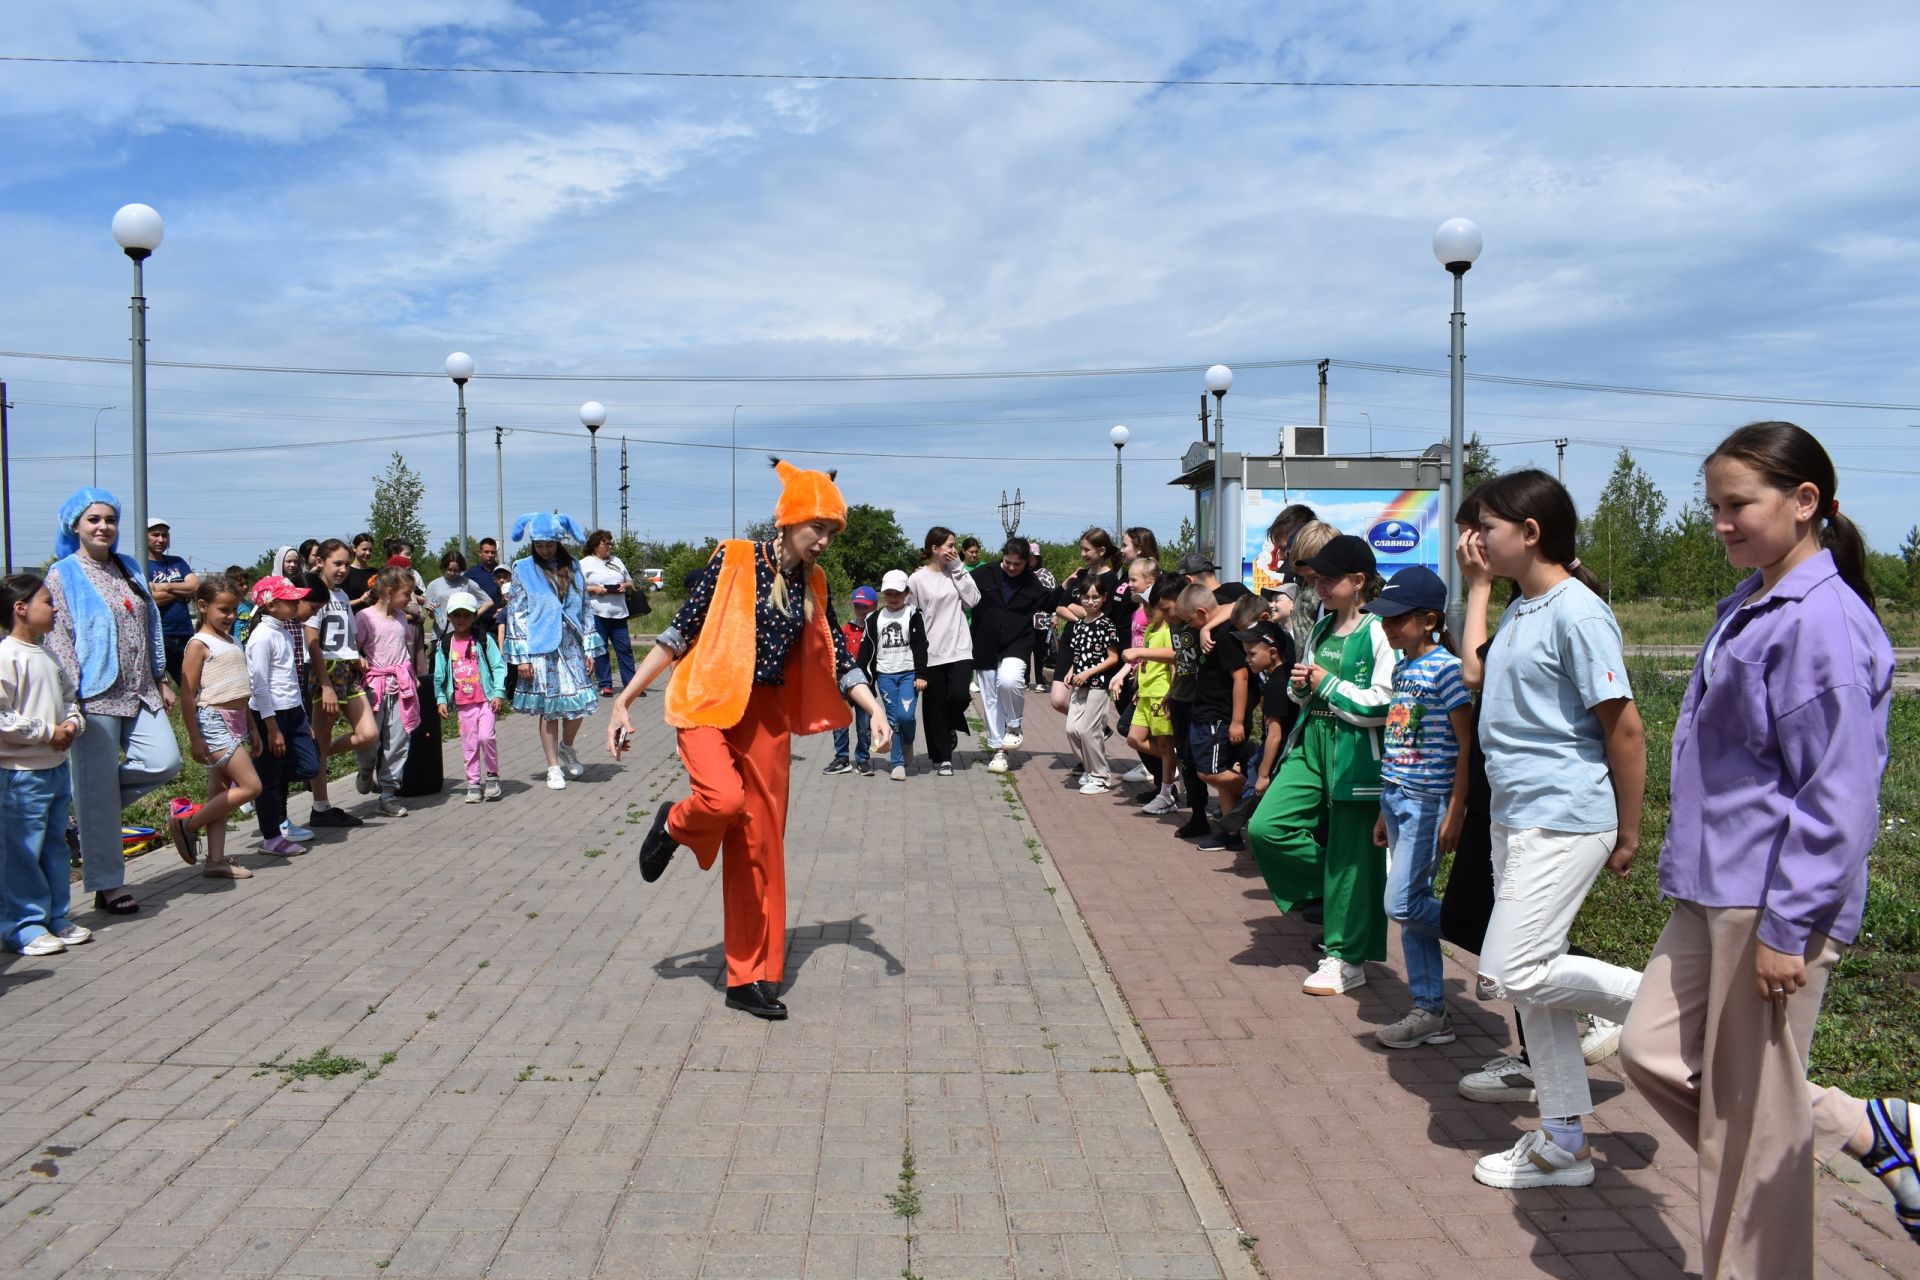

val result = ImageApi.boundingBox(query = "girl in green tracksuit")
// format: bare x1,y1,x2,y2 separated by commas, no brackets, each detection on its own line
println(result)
1247,533,1396,997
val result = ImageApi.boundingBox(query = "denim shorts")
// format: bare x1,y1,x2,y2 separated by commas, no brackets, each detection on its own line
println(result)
195,705,251,767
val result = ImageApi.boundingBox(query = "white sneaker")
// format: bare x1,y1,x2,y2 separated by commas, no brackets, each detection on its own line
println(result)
546,766,567,790
1118,764,1152,783
1302,955,1366,996
375,797,409,818
987,751,1009,773
890,765,906,781
280,819,314,842
1375,1008,1456,1049
1472,1129,1595,1190
1077,777,1110,794
1458,1055,1538,1104
53,923,92,946
1580,1015,1623,1065
1000,730,1023,751
1141,792,1178,815
483,776,502,801
464,784,483,804
19,933,65,957
557,743,585,779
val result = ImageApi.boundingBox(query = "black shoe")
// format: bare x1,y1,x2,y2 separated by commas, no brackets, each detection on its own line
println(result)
725,982,788,1020
1173,816,1211,840
1221,788,1260,835
638,801,679,883
1196,832,1244,853
93,890,139,914
306,807,364,828
1300,900,1325,925
853,761,873,777
822,757,852,775
1310,933,1327,955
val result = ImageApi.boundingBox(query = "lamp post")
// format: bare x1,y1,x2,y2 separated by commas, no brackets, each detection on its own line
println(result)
1204,363,1233,566
1433,217,1482,631
730,404,744,538
89,406,116,486
446,352,475,560
1109,425,1130,536
1360,411,1373,458
580,401,607,531
111,203,163,576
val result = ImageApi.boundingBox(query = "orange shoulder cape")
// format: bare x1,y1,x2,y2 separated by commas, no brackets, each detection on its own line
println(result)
663,540,852,734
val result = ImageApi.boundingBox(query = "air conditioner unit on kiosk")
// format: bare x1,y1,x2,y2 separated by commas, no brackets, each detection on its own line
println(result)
1283,425,1327,458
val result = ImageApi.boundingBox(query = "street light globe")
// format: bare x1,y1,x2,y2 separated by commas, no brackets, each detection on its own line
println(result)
1204,364,1233,395
1109,424,1130,447
1432,218,1483,270
111,203,165,254
579,401,608,430
445,352,475,383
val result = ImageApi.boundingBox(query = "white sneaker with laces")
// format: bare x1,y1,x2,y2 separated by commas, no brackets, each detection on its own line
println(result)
1001,730,1023,751
546,766,568,790
890,765,906,781
483,776,502,801
19,933,65,957
558,743,586,779
1472,1129,1595,1189
1141,793,1178,815
376,797,409,818
987,751,1009,773
1580,1015,1623,1065
1375,1007,1456,1049
464,784,483,804
53,923,92,946
1077,777,1110,794
1302,955,1367,996
1118,764,1152,783
280,819,315,842
1458,1055,1538,1103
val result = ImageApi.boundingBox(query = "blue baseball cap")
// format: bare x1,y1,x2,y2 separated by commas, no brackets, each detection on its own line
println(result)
851,585,879,606
1362,565,1448,617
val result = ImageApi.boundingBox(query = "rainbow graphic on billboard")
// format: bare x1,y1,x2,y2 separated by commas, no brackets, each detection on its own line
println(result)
1244,487,1445,591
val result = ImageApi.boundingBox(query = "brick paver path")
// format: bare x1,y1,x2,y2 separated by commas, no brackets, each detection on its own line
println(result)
1011,706,1910,1279
0,704,1246,1279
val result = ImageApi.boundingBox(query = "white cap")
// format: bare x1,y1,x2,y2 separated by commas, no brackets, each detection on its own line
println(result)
445,591,481,615
881,569,910,593
147,518,170,530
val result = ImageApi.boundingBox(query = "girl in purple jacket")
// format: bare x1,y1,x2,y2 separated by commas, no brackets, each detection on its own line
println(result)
1620,422,1916,1274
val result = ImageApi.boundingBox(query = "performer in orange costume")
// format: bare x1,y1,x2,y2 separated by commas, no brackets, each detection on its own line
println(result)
607,460,891,1019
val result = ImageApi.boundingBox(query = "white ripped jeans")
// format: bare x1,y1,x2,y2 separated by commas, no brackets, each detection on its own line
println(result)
1481,823,1643,1120
975,656,1029,749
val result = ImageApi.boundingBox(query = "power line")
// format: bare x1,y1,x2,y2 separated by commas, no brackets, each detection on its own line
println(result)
2,54,1914,92
1328,359,1920,412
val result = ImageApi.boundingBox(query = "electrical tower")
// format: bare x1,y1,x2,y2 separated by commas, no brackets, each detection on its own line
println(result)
998,488,1024,540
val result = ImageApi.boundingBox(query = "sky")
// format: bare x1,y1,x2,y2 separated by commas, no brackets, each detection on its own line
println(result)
3,1,1919,573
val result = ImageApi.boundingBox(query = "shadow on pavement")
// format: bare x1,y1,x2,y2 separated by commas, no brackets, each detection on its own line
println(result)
651,913,906,991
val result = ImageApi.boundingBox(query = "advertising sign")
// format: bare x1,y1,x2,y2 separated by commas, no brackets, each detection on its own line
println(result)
1242,487,1445,591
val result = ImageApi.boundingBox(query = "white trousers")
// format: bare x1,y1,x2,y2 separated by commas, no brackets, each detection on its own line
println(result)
976,657,1029,748
1481,822,1643,1120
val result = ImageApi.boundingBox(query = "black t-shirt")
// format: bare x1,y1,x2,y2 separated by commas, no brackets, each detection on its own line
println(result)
1212,581,1252,608
1168,622,1200,703
343,565,377,612
1192,631,1248,723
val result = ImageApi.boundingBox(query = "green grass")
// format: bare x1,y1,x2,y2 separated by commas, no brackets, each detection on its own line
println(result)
262,1047,367,1083
1570,660,1920,1099
1608,599,1920,649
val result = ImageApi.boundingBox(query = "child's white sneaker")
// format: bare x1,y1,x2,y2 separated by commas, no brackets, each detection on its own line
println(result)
53,923,92,946
1472,1129,1595,1189
1302,956,1366,996
1118,764,1152,783
1077,777,1110,794
1141,792,1177,815
376,797,409,818
890,766,906,781
483,776,502,801
546,766,567,790
464,784,483,804
557,743,585,779
1580,1015,1624,1064
987,751,1009,773
19,933,65,957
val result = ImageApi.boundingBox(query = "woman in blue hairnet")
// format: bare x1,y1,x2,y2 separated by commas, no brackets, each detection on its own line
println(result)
42,489,182,914
504,513,605,791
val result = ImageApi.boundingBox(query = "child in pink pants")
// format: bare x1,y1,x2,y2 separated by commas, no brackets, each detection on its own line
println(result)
433,593,506,803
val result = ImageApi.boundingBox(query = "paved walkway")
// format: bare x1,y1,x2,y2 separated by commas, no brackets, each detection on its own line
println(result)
0,704,1243,1279
1011,705,1910,1279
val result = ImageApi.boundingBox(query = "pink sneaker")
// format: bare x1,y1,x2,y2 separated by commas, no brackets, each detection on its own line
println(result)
261,836,307,857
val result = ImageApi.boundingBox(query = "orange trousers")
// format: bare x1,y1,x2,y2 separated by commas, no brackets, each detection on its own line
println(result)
666,682,793,987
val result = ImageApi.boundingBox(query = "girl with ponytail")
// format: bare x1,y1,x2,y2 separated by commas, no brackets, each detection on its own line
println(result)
1618,422,1916,1272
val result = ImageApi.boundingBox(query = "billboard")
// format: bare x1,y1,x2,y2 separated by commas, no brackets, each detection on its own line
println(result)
1242,486,1445,591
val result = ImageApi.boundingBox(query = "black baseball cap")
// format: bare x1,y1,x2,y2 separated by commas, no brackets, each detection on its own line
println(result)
1362,565,1448,617
1231,620,1286,649
1174,551,1219,575
1296,534,1376,579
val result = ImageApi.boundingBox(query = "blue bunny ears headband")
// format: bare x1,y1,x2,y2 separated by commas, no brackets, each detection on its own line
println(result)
510,511,589,545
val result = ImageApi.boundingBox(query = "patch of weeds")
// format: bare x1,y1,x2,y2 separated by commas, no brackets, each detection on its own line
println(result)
263,1048,366,1084
1044,886,1057,895
425,1011,438,1020
1030,852,1043,863
364,1004,377,1017
526,912,539,920
515,1064,536,1082
1022,837,1039,849
477,960,490,968
379,1052,397,1065
1238,1231,1259,1250
583,848,605,859
885,1143,921,1220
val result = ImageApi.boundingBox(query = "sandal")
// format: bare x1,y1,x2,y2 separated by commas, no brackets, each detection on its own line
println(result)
1856,1099,1920,1244
93,890,139,914
166,812,198,866
202,861,253,880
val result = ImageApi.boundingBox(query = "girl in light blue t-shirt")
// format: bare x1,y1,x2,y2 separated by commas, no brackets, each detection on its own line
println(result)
1456,470,1646,1195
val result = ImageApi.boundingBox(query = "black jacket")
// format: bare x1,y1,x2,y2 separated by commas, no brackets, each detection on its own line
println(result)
857,606,929,682
970,564,1052,667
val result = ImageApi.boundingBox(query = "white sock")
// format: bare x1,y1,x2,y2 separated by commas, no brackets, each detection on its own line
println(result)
1541,1117,1586,1153
312,801,332,812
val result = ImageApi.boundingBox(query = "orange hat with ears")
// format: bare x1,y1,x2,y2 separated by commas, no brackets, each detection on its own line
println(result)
770,457,847,530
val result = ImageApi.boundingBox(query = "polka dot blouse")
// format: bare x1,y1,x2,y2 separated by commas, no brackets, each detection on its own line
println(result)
658,541,862,688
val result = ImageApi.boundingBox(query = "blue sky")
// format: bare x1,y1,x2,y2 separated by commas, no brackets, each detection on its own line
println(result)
3,1,1919,572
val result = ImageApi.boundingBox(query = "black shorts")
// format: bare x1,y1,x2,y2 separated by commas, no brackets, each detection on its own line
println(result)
1187,718,1248,776
163,633,189,685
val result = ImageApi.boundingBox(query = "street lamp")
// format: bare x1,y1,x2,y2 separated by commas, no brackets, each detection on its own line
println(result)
1109,425,1130,537
446,352,475,560
730,404,744,538
1204,363,1233,567
89,406,117,486
579,401,607,531
111,203,163,575
1360,411,1373,458
1433,217,1482,630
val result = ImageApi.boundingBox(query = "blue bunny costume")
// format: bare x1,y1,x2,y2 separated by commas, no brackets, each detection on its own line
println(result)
503,512,604,720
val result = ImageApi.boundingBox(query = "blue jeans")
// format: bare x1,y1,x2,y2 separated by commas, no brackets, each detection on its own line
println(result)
875,671,918,769
593,615,636,691
1,763,75,950
832,704,872,765
1381,781,1448,1014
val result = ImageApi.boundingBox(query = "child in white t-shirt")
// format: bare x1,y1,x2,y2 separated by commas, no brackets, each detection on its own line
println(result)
860,570,929,781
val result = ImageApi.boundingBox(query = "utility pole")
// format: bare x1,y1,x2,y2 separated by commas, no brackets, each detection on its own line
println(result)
1198,393,1210,442
1555,437,1569,483
1317,358,1329,429
618,437,631,538
0,382,12,574
494,426,506,552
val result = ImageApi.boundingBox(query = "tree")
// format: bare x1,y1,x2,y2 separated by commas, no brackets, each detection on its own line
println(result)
1170,517,1197,563
1581,448,1668,599
368,452,429,558
1658,483,1743,605
1464,432,1500,496
1902,525,1920,609
821,504,914,590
